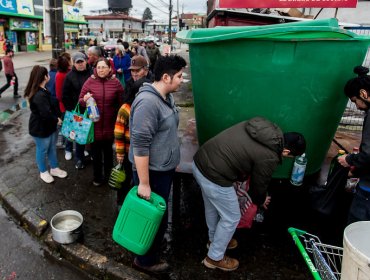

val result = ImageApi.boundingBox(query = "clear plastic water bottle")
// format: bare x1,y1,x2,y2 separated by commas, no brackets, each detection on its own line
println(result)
86,96,100,122
255,208,265,223
290,153,307,186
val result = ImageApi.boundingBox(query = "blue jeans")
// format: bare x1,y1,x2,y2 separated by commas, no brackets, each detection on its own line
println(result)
348,187,370,224
192,161,240,261
133,168,175,266
33,131,59,173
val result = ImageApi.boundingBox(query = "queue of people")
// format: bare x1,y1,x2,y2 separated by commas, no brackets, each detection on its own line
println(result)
21,46,370,276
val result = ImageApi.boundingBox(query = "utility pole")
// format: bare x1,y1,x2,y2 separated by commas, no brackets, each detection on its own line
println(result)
49,0,65,58
177,0,181,48
168,0,172,48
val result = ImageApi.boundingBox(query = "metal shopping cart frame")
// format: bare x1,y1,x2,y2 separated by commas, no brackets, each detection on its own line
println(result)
288,227,343,280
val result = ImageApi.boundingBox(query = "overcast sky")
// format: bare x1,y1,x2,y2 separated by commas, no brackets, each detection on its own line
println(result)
79,0,207,20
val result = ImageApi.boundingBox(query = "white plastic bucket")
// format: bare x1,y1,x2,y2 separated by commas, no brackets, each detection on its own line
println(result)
341,221,370,280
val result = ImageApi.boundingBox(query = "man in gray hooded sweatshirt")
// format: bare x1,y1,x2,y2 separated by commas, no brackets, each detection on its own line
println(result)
129,54,187,273
193,117,306,272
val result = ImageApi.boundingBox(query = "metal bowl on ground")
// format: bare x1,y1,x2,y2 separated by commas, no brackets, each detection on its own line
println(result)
50,210,83,244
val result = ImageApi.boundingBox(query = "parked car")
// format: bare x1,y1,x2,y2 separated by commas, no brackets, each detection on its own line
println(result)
100,39,120,58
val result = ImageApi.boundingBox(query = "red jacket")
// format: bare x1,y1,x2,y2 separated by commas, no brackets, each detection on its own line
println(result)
79,71,124,141
3,55,14,76
56,71,69,113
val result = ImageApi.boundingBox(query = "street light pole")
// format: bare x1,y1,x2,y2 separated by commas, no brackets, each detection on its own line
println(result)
49,0,65,58
168,0,172,48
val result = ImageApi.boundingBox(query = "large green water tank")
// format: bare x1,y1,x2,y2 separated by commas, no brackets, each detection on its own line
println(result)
177,18,370,178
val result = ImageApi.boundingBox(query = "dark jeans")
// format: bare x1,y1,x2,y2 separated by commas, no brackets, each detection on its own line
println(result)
133,168,175,266
91,139,113,182
348,187,370,225
65,140,85,163
117,155,133,205
0,73,18,96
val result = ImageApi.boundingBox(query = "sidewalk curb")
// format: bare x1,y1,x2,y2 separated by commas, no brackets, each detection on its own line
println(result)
44,234,153,280
0,178,153,280
0,180,48,237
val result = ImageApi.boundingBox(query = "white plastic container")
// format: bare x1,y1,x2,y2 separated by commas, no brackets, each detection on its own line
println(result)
341,221,370,280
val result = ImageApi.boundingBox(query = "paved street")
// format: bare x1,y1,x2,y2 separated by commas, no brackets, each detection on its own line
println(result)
0,206,92,280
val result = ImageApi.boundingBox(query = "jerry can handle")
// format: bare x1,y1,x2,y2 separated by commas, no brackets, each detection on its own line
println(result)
136,192,166,211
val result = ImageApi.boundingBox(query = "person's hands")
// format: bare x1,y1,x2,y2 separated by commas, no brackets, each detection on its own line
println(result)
83,92,92,102
137,183,151,200
338,155,350,168
262,196,271,210
116,154,124,164
57,118,62,126
117,68,122,73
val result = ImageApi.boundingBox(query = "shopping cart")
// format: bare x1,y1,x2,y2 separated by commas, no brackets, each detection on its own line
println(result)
288,227,343,280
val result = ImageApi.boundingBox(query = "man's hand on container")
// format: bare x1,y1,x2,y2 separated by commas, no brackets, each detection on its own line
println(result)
138,183,151,201
116,154,124,164
338,154,350,168
262,195,271,210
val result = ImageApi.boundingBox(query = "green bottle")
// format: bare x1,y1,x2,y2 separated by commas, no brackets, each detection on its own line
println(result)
328,149,345,176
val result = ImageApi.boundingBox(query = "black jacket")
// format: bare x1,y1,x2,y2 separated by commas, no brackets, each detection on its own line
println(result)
29,88,59,138
124,72,154,104
194,117,284,205
62,65,92,111
346,108,370,188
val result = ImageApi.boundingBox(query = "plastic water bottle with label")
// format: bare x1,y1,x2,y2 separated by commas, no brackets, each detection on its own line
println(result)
86,95,100,122
290,153,307,186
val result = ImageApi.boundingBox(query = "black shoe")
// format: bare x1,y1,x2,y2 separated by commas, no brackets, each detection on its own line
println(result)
13,94,21,98
93,178,104,186
75,160,85,170
133,258,169,273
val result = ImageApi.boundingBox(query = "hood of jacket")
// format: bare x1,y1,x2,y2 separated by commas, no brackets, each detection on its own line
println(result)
245,117,284,159
137,82,175,108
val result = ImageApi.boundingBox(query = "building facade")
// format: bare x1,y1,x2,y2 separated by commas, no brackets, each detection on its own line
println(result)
83,14,144,42
0,0,86,53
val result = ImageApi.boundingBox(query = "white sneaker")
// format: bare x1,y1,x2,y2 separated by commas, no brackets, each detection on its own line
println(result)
50,168,68,178
65,151,72,161
40,171,54,183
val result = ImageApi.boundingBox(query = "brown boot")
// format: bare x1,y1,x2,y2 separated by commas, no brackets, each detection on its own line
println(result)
207,238,238,250
202,255,239,271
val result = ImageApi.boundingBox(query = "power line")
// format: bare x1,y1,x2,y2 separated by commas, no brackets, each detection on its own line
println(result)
154,0,169,7
143,0,169,15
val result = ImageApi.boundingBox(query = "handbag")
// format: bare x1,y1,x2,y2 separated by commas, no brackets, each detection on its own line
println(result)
108,163,126,190
309,164,349,216
234,180,258,229
61,104,94,145
117,73,126,89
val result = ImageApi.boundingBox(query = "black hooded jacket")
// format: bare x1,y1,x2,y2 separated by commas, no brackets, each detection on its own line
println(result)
62,65,93,111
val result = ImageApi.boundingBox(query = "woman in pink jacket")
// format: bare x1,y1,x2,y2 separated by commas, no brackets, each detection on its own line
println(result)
79,58,124,186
